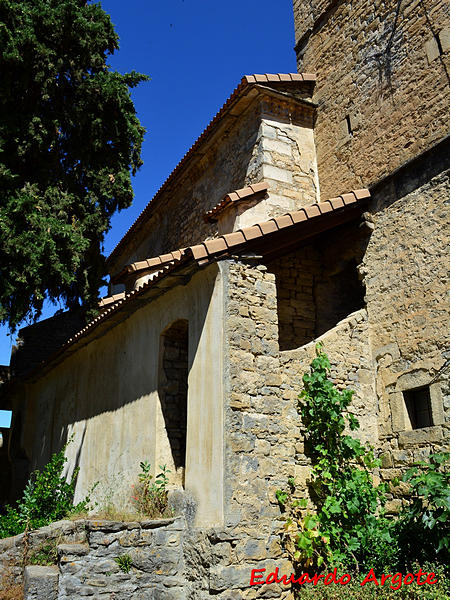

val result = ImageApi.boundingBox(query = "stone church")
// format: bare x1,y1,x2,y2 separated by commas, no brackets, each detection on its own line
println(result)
1,0,449,597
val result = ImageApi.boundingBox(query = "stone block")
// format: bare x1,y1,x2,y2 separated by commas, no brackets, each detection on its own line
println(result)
24,565,59,600
424,36,440,63
262,164,293,184
389,392,406,432
398,426,443,448
57,543,89,557
439,27,450,52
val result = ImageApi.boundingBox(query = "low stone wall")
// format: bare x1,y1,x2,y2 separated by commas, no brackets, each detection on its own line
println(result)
57,517,187,599
0,519,86,589
1,517,293,599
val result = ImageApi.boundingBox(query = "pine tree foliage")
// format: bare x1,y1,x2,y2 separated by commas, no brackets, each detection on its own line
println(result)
0,0,148,329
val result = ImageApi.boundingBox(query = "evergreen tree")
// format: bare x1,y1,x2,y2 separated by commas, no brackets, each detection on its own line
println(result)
0,0,148,329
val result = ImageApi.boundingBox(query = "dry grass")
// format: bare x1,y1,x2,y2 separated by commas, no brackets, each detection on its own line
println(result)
67,506,139,522
0,568,23,600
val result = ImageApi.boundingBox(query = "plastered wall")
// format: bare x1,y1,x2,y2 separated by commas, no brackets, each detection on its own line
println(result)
19,265,224,527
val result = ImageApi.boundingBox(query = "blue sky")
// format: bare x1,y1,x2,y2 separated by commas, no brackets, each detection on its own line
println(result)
0,0,297,424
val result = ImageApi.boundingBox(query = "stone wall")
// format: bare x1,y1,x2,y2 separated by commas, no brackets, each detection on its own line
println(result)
362,154,450,493
293,0,450,198
0,519,86,589
266,222,367,350
108,94,318,282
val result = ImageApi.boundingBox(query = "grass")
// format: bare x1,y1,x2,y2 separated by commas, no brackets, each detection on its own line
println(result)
294,563,449,600
0,568,23,600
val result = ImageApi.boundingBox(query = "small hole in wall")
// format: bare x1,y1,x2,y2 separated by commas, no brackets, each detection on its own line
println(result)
403,386,433,429
345,114,353,136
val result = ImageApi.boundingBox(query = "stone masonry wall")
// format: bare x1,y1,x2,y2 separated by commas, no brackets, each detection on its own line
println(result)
109,96,318,281
217,259,379,598
362,162,450,495
293,0,450,198
266,223,367,351
267,246,319,350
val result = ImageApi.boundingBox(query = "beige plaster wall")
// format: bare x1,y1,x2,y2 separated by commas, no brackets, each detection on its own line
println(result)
20,265,224,526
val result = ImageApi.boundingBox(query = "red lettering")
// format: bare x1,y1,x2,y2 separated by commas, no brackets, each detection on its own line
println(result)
404,574,414,585
265,568,279,584
278,573,297,586
415,568,427,585
324,568,338,585
312,573,325,585
390,573,402,590
298,573,312,585
380,574,392,585
250,568,265,586
361,569,379,586
426,573,437,585
339,573,351,585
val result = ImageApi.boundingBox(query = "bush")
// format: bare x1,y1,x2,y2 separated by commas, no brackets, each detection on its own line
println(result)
276,345,449,574
131,461,172,518
394,452,449,569
295,562,449,599
0,443,92,539
277,344,393,573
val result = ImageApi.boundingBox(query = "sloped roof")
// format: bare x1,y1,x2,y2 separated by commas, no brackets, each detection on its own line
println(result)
203,181,269,223
20,188,370,381
107,73,316,269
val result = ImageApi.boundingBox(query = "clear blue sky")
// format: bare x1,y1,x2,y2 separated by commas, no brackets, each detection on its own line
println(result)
0,0,297,399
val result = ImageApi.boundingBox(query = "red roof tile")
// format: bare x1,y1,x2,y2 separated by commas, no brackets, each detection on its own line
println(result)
29,189,369,380
204,181,269,223
107,74,316,267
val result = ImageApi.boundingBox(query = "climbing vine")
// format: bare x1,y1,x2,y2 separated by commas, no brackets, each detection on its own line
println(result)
276,344,450,574
276,344,394,572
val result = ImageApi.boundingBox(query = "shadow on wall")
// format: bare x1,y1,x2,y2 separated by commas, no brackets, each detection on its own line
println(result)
268,220,371,351
10,266,219,495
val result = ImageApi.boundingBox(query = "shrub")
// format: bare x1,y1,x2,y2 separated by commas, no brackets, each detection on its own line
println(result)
295,562,449,599
131,461,172,518
0,442,92,539
277,344,393,573
395,452,449,569
276,345,449,576
27,539,59,566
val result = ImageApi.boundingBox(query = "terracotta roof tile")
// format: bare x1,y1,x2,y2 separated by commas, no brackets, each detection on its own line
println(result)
204,181,269,223
305,205,321,218
291,209,309,223
223,231,246,246
354,188,370,200
341,192,357,205
330,197,345,210
275,214,294,229
108,74,316,265
119,189,371,283
242,225,263,241
29,188,369,380
112,249,188,284
317,201,333,215
258,220,279,235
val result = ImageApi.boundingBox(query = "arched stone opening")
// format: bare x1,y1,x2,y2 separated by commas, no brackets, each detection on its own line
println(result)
158,319,188,487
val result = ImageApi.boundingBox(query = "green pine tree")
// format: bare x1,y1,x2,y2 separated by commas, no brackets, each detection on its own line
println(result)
0,0,148,329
